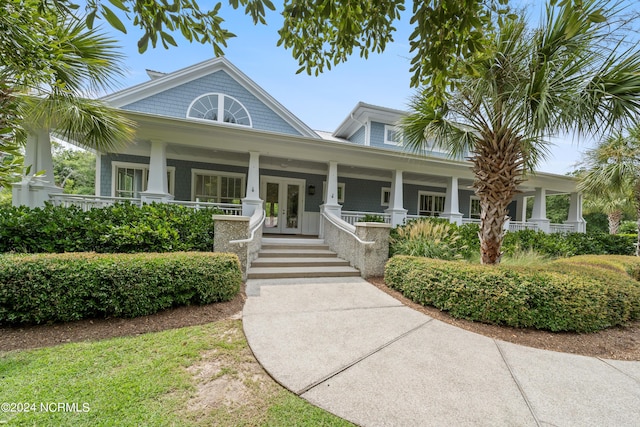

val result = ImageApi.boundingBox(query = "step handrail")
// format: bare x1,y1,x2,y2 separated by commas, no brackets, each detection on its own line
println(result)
229,209,265,244
322,210,375,246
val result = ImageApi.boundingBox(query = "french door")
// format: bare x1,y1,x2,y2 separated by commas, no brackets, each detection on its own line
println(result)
262,177,304,234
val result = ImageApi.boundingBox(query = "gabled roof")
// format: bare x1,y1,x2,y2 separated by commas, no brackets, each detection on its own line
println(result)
333,102,406,139
102,56,319,138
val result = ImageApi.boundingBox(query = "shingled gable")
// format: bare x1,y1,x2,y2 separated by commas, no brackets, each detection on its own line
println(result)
102,56,319,139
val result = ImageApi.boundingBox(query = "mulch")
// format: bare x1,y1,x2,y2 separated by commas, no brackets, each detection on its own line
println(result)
1,280,639,361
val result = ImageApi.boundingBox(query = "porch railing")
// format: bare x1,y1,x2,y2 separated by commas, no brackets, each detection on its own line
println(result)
49,194,141,210
48,194,242,215
507,221,539,232
167,200,242,215
549,223,576,233
341,210,391,225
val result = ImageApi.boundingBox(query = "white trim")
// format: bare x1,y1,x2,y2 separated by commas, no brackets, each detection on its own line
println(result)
111,161,175,198
381,187,391,206
190,169,246,203
417,190,446,217
102,57,318,138
186,93,253,127
260,175,306,234
384,124,403,146
469,196,481,219
95,152,101,197
322,181,345,203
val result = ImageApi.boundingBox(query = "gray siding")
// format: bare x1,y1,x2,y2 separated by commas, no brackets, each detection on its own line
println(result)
101,155,481,219
122,70,303,136
370,121,387,149
348,126,366,145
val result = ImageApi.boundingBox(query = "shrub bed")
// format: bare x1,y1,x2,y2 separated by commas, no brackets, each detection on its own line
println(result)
391,219,636,259
0,203,221,254
0,252,242,325
384,255,640,332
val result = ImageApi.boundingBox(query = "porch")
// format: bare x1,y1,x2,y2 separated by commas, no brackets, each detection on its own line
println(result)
14,110,586,236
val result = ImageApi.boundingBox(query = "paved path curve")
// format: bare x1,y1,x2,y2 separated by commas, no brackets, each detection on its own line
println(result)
243,277,640,426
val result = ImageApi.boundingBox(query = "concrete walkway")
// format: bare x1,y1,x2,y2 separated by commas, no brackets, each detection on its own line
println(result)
243,277,640,426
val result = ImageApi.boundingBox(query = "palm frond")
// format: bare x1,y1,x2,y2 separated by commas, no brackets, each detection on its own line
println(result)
19,94,135,152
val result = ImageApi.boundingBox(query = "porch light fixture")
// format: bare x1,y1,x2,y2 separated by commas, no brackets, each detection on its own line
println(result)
308,185,315,196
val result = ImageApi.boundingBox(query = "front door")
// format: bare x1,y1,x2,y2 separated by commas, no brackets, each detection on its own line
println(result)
262,177,304,234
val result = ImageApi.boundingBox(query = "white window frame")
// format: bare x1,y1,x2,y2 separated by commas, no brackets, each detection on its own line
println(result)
322,181,345,203
381,187,391,206
470,196,481,219
111,161,175,198
191,169,246,204
384,124,403,146
423,138,448,154
417,191,446,217
186,93,252,127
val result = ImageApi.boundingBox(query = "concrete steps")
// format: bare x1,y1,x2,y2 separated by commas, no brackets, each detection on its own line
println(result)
247,237,360,279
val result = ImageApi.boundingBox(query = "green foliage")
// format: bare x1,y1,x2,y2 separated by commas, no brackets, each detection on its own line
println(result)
619,221,638,235
502,230,636,258
390,217,468,260
584,212,609,234
392,218,635,261
360,214,386,223
52,143,95,194
385,255,640,332
526,194,569,224
0,203,220,253
0,252,241,325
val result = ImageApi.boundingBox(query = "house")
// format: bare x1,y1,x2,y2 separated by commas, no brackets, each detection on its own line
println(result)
13,56,586,235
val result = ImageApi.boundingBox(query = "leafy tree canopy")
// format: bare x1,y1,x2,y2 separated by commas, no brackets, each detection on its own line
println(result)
44,0,512,98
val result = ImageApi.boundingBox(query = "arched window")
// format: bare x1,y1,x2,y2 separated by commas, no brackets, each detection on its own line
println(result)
187,93,251,126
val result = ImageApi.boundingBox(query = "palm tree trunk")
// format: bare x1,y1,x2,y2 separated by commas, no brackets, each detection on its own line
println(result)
472,131,524,265
608,210,622,234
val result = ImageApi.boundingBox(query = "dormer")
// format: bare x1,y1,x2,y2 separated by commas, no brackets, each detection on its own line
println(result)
333,102,452,158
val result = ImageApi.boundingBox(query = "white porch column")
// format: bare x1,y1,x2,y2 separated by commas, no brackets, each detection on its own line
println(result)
321,161,342,215
528,187,550,233
140,140,173,203
385,170,407,227
565,192,587,233
12,129,62,207
441,176,463,225
515,196,527,222
242,151,263,216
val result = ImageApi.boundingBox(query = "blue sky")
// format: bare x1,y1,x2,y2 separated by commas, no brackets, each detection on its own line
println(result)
100,1,637,176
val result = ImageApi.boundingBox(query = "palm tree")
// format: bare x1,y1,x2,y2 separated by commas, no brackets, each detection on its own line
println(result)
580,168,633,235
579,130,640,253
402,0,640,264
1,2,134,188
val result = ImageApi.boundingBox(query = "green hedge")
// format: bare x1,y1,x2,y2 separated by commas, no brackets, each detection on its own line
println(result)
0,252,242,325
0,203,221,254
384,255,640,332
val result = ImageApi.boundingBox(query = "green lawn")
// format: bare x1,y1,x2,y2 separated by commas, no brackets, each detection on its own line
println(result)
0,320,352,426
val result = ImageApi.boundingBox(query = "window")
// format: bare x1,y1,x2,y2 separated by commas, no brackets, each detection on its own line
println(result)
192,170,245,204
470,197,481,219
112,162,174,198
381,187,391,206
187,93,251,126
422,138,448,154
384,125,403,146
418,192,445,217
322,182,345,203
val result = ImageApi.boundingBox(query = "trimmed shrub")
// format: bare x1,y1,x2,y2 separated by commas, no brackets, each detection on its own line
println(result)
0,203,221,253
384,255,640,332
0,252,241,325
